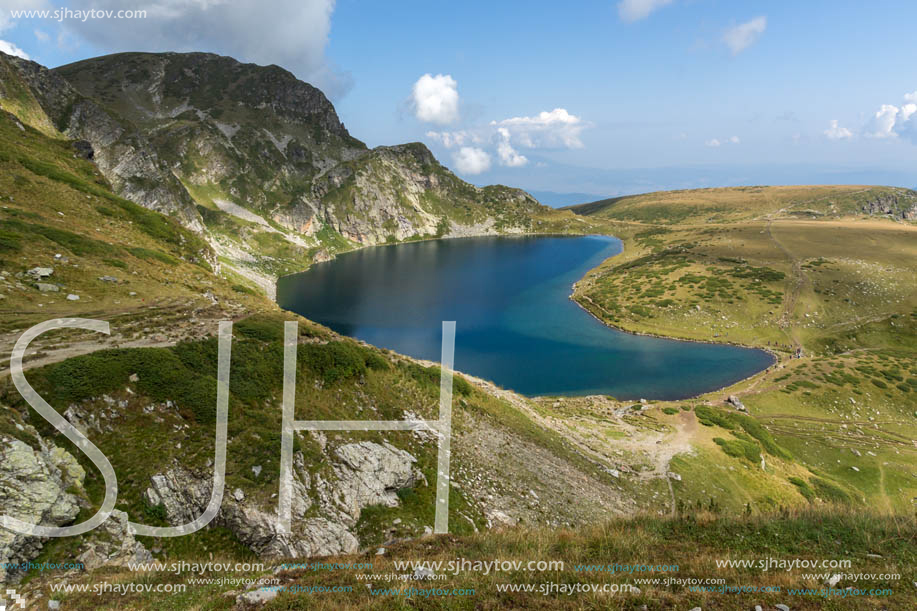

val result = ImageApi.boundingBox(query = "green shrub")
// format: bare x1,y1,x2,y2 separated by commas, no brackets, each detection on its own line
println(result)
695,406,736,429
43,346,221,424
231,283,258,296
103,258,128,269
812,477,852,504
713,437,761,463
730,413,793,460
407,363,471,396
1,219,119,257
788,477,815,503
234,316,286,343
129,247,179,266
0,229,22,252
299,341,368,385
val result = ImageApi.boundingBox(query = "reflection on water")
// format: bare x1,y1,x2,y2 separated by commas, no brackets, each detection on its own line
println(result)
277,235,774,399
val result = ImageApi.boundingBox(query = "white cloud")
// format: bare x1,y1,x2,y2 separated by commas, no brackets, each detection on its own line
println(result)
723,16,767,55
491,108,586,149
852,93,917,145
452,147,491,175
411,73,459,125
34,29,48,42
0,39,30,59
496,127,528,167
705,136,740,147
902,103,917,121
427,107,587,172
617,0,673,23
425,130,481,148
824,119,852,140
865,104,899,139
895,101,917,144
41,0,350,98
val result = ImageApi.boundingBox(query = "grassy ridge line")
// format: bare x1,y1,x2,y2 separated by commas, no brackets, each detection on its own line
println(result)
567,185,917,224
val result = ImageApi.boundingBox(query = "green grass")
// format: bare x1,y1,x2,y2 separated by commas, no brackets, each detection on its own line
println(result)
46,506,917,610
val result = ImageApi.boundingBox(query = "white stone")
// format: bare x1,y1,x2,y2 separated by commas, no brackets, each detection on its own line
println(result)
238,589,278,605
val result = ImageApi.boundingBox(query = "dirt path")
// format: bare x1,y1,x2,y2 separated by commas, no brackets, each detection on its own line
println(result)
765,220,805,349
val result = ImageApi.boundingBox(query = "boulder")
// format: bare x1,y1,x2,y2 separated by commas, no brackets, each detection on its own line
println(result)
26,267,53,279
726,395,746,411
77,510,152,570
0,437,82,582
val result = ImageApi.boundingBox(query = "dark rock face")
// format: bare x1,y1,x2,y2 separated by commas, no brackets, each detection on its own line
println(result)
72,139,94,159
860,192,917,219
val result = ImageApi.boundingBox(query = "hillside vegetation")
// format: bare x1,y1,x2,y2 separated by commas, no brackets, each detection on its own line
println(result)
3,51,917,609
567,187,917,523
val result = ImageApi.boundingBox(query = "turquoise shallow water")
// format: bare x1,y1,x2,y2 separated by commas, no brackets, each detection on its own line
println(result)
277,235,774,399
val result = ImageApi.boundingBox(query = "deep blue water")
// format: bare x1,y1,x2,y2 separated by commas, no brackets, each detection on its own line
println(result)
277,235,774,399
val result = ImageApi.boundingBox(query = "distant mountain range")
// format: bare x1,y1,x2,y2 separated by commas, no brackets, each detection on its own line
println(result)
526,190,608,208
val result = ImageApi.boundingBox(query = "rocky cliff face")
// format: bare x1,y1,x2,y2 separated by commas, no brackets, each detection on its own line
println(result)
860,190,917,220
0,435,82,582
143,439,423,559
1,49,560,294
0,424,150,582
0,52,204,231
44,52,549,246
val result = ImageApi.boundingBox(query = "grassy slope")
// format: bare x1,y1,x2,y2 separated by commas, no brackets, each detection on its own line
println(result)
3,98,916,608
0,104,632,606
566,188,916,521
33,507,917,610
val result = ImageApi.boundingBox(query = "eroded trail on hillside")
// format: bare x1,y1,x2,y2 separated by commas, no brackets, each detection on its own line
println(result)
765,220,806,349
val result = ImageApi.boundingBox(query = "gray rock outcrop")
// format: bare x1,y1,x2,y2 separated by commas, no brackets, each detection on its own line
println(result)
0,437,82,582
141,440,422,559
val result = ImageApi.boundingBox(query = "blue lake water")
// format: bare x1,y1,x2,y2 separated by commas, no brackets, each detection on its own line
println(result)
277,235,774,399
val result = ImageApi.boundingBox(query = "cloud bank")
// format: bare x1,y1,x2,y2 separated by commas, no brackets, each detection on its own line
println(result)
426,107,588,174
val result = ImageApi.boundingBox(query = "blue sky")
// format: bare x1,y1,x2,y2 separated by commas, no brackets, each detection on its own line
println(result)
2,0,916,201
